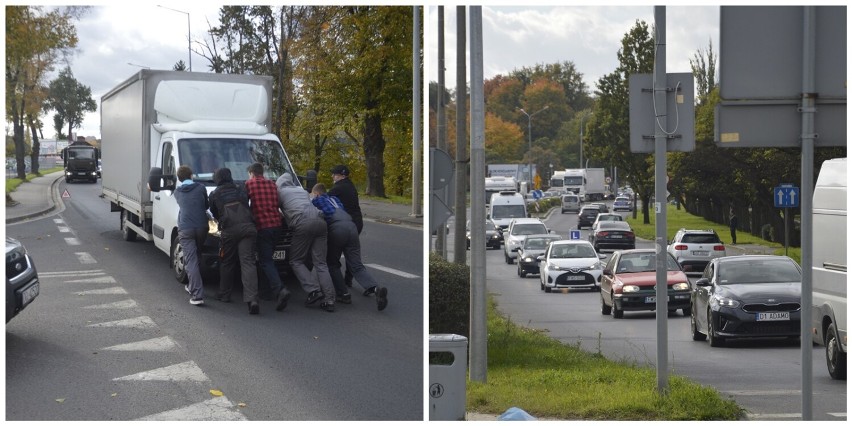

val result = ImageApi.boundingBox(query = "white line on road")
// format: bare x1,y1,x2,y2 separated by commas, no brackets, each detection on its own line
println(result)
66,276,117,284
102,336,179,352
64,237,81,246
76,287,127,295
365,264,420,279
746,413,803,420
136,397,248,421
113,361,209,382
723,390,802,396
828,413,847,418
87,316,157,329
58,226,71,233
40,270,105,277
53,218,65,224
82,299,138,309
75,252,97,264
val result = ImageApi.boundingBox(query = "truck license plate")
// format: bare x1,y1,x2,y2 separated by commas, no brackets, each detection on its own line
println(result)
22,282,39,306
272,250,286,260
756,312,789,321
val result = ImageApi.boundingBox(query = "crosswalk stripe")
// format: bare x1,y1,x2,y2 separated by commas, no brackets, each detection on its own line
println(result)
87,316,157,329
365,264,420,279
64,237,81,246
40,270,105,277
66,276,117,284
76,287,127,296
136,397,247,421
101,336,178,352
82,299,138,309
75,252,97,264
58,226,71,233
113,361,208,382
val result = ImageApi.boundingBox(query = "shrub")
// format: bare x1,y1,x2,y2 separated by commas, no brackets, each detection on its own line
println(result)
428,253,470,338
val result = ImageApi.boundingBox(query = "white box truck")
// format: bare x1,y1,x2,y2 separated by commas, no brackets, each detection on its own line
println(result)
101,70,310,283
584,168,606,202
811,157,847,380
563,169,585,199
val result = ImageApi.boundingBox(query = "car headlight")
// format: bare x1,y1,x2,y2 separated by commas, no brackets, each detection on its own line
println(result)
713,295,740,308
671,282,689,291
589,261,602,270
623,285,640,293
523,257,533,263
550,264,561,271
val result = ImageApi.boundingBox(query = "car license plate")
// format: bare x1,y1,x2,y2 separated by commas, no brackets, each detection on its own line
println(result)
692,250,709,256
756,312,790,321
272,250,286,260
645,296,656,303
609,235,623,239
22,282,39,306
565,275,584,281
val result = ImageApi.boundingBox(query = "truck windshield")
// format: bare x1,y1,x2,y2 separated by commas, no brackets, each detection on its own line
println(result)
67,148,96,160
550,178,564,187
564,177,583,185
178,138,294,182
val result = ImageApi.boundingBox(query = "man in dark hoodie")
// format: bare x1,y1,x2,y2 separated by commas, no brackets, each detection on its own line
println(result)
328,165,362,288
174,165,209,306
209,167,261,315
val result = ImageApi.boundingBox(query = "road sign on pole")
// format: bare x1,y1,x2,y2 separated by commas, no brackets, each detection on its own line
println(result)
774,184,800,208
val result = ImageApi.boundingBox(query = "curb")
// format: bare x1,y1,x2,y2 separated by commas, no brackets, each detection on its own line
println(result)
5,174,65,225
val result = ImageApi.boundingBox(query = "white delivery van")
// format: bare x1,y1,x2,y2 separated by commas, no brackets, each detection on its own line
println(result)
488,191,527,232
811,157,847,380
561,193,581,213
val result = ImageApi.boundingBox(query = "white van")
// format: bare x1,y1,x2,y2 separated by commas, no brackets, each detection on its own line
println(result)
561,193,580,213
811,157,847,380
488,191,528,231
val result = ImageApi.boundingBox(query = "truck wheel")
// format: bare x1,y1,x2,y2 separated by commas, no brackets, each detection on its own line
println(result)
170,236,189,284
826,322,847,380
121,210,137,242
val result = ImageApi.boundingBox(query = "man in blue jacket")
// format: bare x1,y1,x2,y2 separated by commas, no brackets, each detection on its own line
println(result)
174,165,209,306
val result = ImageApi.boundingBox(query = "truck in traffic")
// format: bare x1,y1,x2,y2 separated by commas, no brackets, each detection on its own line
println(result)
100,70,310,283
485,176,518,206
563,169,585,199
811,157,847,380
61,140,99,183
584,168,606,201
549,170,566,194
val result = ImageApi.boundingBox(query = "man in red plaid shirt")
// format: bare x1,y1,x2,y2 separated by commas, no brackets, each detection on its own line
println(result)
246,162,289,311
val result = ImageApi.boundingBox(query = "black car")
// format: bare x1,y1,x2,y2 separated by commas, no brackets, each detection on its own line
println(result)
589,221,635,252
690,255,802,347
6,237,40,322
466,219,502,250
516,234,562,278
577,205,601,229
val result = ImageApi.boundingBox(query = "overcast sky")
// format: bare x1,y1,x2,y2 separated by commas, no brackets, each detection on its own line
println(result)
427,5,721,95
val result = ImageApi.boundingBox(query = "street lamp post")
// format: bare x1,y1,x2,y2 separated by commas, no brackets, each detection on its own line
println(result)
579,111,593,168
518,106,548,188
157,5,191,71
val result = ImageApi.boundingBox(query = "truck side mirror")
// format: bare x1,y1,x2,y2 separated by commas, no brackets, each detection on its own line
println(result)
300,169,317,192
148,167,175,192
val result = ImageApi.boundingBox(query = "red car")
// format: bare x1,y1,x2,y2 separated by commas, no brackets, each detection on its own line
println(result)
599,249,691,318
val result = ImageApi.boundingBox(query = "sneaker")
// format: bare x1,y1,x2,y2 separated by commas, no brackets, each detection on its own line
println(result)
363,286,377,296
190,297,204,306
276,290,291,312
375,286,388,311
185,285,191,294
305,290,324,306
248,302,260,315
336,293,352,304
320,301,335,313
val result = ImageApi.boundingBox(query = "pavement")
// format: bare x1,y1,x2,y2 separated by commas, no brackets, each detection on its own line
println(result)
5,171,423,228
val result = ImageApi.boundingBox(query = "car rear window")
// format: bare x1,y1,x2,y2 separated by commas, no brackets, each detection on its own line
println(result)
681,234,721,244
513,224,547,235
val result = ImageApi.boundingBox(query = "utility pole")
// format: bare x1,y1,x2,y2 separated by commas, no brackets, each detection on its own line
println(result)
410,6,422,219
452,7,467,264
469,6,486,383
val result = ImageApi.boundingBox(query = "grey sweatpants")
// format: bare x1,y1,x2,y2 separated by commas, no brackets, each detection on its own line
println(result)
289,213,336,303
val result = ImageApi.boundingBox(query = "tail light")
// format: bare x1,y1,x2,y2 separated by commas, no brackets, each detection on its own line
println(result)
626,232,634,238
674,244,688,250
713,245,726,251
598,231,609,237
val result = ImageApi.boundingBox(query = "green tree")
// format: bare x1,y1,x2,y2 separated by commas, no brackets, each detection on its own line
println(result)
172,59,188,71
45,66,97,143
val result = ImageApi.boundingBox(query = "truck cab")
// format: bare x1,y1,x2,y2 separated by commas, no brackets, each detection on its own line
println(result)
62,142,99,183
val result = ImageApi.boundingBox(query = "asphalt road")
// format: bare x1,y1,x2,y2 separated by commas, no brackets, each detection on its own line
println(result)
6,179,424,421
437,201,846,421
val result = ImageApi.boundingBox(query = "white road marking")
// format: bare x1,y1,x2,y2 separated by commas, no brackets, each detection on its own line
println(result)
723,390,801,396
101,336,178,352
82,299,138,309
746,413,803,420
88,316,157,329
828,413,847,418
40,270,105,278
113,361,209,382
53,219,65,224
136,397,248,421
64,237,81,246
58,226,71,233
76,287,128,296
365,264,420,279
75,252,97,264
67,276,117,284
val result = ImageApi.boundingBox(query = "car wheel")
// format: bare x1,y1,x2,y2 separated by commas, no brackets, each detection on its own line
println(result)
826,322,847,380
600,291,611,315
544,286,552,293
505,252,514,264
611,295,623,318
708,310,725,347
519,265,527,278
120,210,137,242
170,236,189,284
466,240,470,250
690,311,706,341
540,280,544,291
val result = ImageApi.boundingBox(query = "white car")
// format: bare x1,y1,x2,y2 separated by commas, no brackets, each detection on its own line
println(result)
503,218,549,264
538,240,606,293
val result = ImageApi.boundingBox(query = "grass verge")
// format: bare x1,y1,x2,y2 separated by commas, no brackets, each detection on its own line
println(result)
466,296,744,420
625,204,801,265
5,167,63,195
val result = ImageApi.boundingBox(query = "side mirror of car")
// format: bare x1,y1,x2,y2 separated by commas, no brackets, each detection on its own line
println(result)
598,253,607,260
695,278,711,287
536,255,544,262
603,269,613,277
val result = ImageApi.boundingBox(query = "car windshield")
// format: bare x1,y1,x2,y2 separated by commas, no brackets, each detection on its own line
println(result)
681,234,721,244
718,259,801,284
513,224,547,235
492,205,526,219
617,253,680,273
550,244,597,259
525,238,557,250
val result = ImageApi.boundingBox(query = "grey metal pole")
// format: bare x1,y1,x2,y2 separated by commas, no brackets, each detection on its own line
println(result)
436,6,447,258
653,6,669,395
453,6,467,264
411,6,422,219
800,6,815,420
580,115,584,168
187,13,191,71
469,5,487,383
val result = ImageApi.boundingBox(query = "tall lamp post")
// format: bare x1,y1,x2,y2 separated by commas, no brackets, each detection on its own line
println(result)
157,5,191,71
579,111,593,168
518,105,548,188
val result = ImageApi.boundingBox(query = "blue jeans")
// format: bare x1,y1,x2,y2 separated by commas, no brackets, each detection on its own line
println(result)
257,227,284,296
